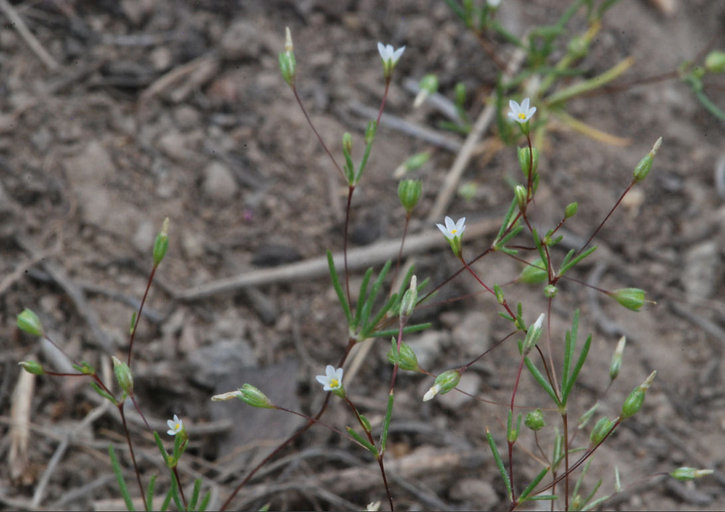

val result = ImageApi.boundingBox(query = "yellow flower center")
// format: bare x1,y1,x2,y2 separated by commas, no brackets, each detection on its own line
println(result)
451,229,457,234
330,378,339,388
518,112,527,120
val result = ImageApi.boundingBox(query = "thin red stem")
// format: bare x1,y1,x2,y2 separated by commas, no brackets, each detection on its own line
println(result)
128,265,156,366
118,404,148,511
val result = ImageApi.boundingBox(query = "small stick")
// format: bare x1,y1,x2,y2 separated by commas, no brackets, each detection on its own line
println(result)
0,0,59,71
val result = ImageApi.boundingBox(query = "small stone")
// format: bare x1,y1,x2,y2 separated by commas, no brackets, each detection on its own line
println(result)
132,220,155,253
174,105,201,131
220,20,261,61
201,161,238,201
682,241,721,300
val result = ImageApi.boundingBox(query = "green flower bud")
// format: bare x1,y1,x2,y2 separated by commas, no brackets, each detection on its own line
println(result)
567,35,589,59
565,202,578,219
621,388,645,419
514,184,528,212
153,217,169,266
525,408,545,431
278,27,296,86
633,137,662,183
364,120,376,145
17,308,44,337
519,258,548,284
454,82,466,107
493,284,505,305
423,369,461,401
112,356,134,396
670,467,714,481
414,74,439,108
394,151,431,178
239,384,274,408
19,360,45,375
609,336,626,381
590,416,614,445
522,314,545,355
387,340,419,372
517,147,539,180
705,50,725,73
544,284,558,298
507,411,522,443
400,275,418,318
398,179,422,214
611,288,646,311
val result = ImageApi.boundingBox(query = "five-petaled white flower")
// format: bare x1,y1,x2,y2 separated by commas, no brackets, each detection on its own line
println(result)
508,97,536,124
436,216,466,241
167,414,183,436
316,365,344,391
377,42,405,66
487,0,501,7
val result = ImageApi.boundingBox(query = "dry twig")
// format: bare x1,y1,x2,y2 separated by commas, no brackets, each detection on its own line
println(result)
0,0,59,71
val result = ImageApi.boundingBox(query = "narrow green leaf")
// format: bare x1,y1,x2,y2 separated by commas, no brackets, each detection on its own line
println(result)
486,431,512,502
346,426,379,456
497,224,523,248
160,487,173,512
169,469,184,512
495,198,519,245
525,357,560,406
582,478,603,508
573,459,591,499
371,322,431,339
562,331,574,395
380,392,395,453
519,466,550,501
108,444,135,511
198,490,212,512
364,294,397,335
91,381,117,405
529,494,558,501
327,251,352,325
562,334,592,404
146,474,157,512
560,248,575,270
360,261,392,331
153,431,169,465
188,478,201,511
560,246,597,275
355,132,376,183
354,267,373,327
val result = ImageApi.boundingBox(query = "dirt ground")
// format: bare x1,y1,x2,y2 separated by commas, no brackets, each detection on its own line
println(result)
2,0,725,510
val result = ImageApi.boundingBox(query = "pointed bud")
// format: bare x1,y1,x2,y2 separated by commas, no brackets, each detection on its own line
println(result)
153,217,169,266
524,408,545,431
609,336,626,381
387,339,419,372
278,27,296,87
507,411,523,443
705,51,725,73
398,179,422,214
17,308,44,336
565,202,578,219
590,416,615,445
364,121,376,145
112,356,134,396
400,275,418,318
514,184,528,212
611,288,646,311
393,151,430,178
454,82,466,107
544,284,558,298
414,74,438,108
621,372,655,419
633,137,662,183
239,384,274,408
423,370,461,401
493,284,505,304
342,132,352,155
522,314,545,355
670,467,714,481
19,360,45,375
517,146,539,180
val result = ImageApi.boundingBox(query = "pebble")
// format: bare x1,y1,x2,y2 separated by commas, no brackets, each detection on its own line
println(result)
201,161,238,201
682,241,721,300
450,478,499,509
132,219,155,253
187,339,256,389
220,20,261,61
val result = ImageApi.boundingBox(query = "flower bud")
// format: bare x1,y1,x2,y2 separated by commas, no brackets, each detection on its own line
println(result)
633,137,662,183
670,467,714,481
153,217,169,266
565,202,578,219
517,147,539,180
522,314,545,355
393,151,430,178
567,35,589,59
387,340,419,372
364,121,376,145
493,284,505,305
19,360,45,375
454,82,466,108
17,308,44,337
112,356,134,396
621,389,645,419
590,416,614,445
278,27,296,87
611,288,646,311
525,408,545,431
398,179,422,214
400,275,418,318
514,184,528,212
414,74,438,108
609,336,626,381
238,383,274,408
342,132,352,155
544,284,558,298
423,370,461,401
705,50,725,73
519,258,547,284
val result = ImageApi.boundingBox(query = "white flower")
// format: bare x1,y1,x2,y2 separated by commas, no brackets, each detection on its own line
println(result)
377,42,405,66
423,383,440,402
487,0,501,7
166,414,183,436
436,216,466,240
532,313,545,331
316,365,344,391
507,97,536,124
